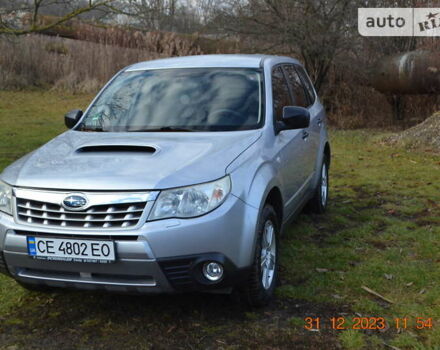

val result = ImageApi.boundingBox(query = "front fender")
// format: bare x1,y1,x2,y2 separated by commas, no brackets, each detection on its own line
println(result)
227,142,282,263
227,140,281,211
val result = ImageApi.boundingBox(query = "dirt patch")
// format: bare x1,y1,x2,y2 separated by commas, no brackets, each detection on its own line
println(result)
384,111,440,152
0,291,343,350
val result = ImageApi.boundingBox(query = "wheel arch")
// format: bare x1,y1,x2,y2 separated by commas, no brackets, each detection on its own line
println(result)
264,187,283,228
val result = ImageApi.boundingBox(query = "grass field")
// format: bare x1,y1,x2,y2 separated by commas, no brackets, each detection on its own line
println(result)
0,91,439,350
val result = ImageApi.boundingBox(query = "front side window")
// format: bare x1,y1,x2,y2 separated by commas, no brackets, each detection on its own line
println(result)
295,66,316,106
77,68,263,132
283,65,307,108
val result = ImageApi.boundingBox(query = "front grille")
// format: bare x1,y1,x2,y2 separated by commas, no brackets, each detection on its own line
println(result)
14,230,139,240
16,198,146,229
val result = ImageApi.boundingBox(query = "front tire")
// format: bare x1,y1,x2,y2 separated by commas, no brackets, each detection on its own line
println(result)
305,155,329,214
241,204,279,307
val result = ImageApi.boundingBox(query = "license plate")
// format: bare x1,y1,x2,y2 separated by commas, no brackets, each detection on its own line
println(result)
27,236,115,263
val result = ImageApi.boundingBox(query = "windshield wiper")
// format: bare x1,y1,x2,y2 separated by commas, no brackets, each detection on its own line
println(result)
128,126,196,132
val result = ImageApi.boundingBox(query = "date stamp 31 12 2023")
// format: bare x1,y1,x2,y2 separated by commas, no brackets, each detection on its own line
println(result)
304,316,433,331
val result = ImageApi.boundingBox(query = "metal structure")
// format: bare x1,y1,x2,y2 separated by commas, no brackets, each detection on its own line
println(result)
370,50,440,94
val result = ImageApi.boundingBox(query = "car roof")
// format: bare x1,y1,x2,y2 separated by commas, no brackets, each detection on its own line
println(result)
125,54,301,71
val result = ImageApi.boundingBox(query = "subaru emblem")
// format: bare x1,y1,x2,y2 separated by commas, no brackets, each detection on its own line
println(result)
62,194,88,211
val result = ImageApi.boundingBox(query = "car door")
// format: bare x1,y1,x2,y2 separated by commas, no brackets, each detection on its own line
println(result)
283,64,318,185
272,66,306,215
294,65,322,178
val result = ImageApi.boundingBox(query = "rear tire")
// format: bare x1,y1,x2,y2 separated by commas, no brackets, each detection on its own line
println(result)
305,155,329,214
241,204,279,307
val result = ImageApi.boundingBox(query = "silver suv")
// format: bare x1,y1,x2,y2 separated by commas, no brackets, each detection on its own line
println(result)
0,55,330,306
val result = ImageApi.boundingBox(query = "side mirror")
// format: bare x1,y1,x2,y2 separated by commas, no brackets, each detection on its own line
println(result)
64,109,83,129
277,106,310,132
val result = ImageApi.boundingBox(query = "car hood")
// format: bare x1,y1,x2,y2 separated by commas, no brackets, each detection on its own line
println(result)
1,130,262,191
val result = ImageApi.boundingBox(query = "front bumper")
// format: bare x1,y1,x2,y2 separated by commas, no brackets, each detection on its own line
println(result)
0,194,258,293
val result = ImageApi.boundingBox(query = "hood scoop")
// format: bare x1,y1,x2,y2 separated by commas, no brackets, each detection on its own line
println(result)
76,145,156,154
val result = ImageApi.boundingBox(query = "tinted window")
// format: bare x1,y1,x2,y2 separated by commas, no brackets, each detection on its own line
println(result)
283,65,307,108
77,68,263,132
295,66,316,105
272,66,292,121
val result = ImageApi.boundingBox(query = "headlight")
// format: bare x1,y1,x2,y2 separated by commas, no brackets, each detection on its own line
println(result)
149,176,231,220
0,181,13,215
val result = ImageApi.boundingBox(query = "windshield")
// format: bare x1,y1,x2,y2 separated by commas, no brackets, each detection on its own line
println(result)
77,68,263,132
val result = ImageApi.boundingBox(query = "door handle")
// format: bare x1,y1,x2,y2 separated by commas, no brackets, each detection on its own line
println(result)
302,130,309,140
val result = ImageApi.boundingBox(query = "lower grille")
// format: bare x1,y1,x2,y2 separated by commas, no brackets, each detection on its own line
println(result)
18,268,156,287
159,259,195,290
17,198,146,229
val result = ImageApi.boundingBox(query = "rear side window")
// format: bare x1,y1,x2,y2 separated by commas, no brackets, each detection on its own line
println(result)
283,65,307,108
295,66,316,106
272,66,292,121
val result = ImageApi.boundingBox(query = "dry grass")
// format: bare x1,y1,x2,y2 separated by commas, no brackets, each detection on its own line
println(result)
34,15,207,56
72,23,204,56
0,32,202,93
328,89,440,130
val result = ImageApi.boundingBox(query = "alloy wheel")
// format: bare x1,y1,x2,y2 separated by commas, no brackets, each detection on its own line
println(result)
260,220,276,290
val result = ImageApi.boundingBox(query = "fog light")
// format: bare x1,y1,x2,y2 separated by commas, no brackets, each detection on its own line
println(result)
202,262,224,281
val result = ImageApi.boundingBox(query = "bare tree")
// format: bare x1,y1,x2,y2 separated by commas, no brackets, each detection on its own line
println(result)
213,0,352,93
107,0,175,31
0,0,114,35
105,0,204,32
